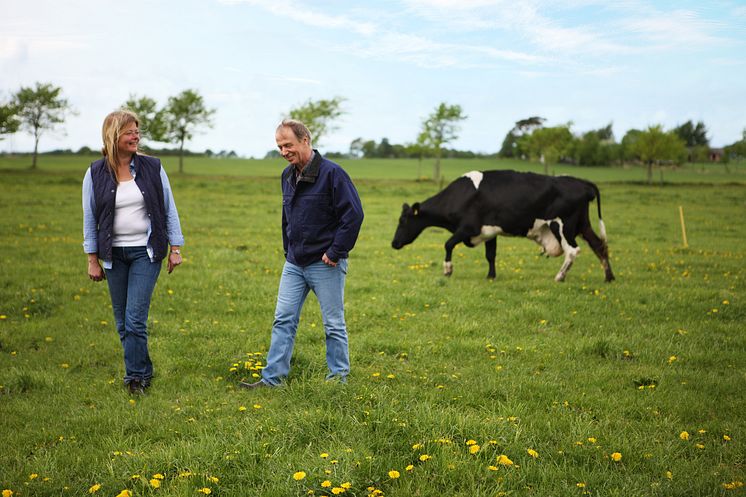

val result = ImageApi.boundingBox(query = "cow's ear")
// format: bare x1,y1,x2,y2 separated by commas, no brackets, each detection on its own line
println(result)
412,202,420,216
402,203,410,211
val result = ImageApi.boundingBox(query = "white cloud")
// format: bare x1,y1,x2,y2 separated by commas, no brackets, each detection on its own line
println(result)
219,0,378,35
342,32,544,69
620,9,726,48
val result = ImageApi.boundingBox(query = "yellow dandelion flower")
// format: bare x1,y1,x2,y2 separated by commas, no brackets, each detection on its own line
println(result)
679,431,690,441
153,474,165,480
412,443,423,450
611,452,622,462
388,470,400,479
469,444,481,454
149,479,161,488
115,490,131,497
207,476,219,484
666,471,673,480
698,429,707,434
527,449,539,458
253,404,262,409
293,471,306,481
668,355,677,364
320,452,329,458
587,437,597,444
723,481,744,490
29,474,38,480
238,406,247,411
372,372,380,377
88,484,101,494
466,439,477,446
723,435,732,441
419,454,431,462
341,482,352,489
321,481,332,488
496,454,513,466
331,459,339,464
695,443,705,449
331,488,344,495
130,475,140,480
178,471,193,478
488,465,498,471
197,488,212,495
1,491,11,497
576,482,586,488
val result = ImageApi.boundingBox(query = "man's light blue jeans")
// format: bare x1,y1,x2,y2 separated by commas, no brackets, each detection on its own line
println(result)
261,259,349,386
105,246,161,386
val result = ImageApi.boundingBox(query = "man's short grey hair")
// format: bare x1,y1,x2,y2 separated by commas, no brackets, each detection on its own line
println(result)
278,119,312,145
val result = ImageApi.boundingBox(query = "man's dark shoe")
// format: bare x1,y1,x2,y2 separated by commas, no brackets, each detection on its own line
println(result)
127,380,145,395
238,380,268,389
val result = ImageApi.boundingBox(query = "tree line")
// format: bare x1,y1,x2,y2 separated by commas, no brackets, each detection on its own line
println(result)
0,83,215,172
3,82,746,183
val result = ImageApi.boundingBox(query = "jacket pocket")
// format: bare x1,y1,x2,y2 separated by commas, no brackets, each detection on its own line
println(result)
299,194,333,226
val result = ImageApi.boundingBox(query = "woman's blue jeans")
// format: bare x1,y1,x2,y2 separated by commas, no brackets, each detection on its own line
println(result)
104,246,161,386
261,259,349,386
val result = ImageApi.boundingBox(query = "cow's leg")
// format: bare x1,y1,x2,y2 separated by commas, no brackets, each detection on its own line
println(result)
581,223,615,282
443,232,468,276
484,237,496,279
554,220,580,282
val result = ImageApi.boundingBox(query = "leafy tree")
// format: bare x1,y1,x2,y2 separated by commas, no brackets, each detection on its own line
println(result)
162,89,215,173
673,120,709,148
499,116,546,158
519,124,574,174
288,96,345,147
419,102,467,181
573,123,618,167
723,128,746,163
631,125,688,184
673,120,710,163
620,128,643,162
377,137,394,158
124,95,167,143
13,82,74,168
361,140,377,158
0,99,20,138
349,138,364,159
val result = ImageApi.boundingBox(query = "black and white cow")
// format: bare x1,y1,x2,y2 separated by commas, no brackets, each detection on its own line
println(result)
391,170,615,282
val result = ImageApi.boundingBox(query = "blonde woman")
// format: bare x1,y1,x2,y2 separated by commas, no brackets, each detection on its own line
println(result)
82,109,184,394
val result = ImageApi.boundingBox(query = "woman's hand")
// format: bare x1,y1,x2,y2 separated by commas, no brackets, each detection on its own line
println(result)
168,251,182,274
88,256,105,282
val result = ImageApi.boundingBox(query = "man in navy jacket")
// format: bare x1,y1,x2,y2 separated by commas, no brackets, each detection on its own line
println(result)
241,119,364,388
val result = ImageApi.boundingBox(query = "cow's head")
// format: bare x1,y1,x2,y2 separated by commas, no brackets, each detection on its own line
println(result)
392,202,427,249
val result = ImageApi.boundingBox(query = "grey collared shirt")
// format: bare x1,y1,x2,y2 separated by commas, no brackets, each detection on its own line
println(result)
295,151,316,184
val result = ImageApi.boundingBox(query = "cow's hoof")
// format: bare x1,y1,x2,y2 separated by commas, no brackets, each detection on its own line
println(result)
443,261,453,276
554,274,566,282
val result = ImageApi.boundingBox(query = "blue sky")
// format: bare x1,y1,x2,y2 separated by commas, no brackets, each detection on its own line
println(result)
2,0,745,157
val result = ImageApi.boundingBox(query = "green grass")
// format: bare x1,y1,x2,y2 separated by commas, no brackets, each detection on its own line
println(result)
0,157,744,496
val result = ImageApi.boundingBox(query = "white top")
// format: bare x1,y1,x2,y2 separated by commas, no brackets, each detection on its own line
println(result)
112,179,150,247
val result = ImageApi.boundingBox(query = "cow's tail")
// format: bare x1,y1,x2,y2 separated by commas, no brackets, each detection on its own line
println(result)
586,180,607,242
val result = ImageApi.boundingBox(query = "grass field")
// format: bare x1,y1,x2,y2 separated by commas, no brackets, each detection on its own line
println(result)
1,156,744,496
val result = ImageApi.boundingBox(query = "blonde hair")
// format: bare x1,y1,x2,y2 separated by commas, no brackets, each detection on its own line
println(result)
101,109,139,180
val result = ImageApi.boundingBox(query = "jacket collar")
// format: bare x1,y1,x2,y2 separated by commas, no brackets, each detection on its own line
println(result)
296,150,322,184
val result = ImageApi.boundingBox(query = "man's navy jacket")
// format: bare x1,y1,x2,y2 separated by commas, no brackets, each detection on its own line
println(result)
281,151,364,267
